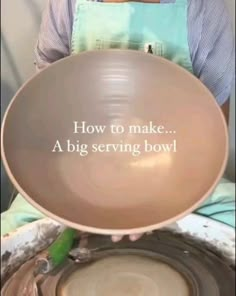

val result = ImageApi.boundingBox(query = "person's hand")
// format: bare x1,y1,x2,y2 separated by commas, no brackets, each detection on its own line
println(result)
111,233,144,242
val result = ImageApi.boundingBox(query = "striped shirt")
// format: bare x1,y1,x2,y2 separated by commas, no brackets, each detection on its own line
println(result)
35,0,235,105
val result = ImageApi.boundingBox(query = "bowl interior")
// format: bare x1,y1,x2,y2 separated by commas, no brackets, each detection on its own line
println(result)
2,50,227,233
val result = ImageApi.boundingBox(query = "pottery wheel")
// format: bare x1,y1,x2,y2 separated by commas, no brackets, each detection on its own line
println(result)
2,231,235,296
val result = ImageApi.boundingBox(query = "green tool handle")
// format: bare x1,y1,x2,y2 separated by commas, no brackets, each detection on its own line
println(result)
47,228,77,268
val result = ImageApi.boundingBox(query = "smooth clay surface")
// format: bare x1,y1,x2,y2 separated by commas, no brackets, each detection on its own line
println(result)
60,255,190,296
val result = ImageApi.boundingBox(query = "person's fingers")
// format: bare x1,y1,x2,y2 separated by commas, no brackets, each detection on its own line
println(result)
112,233,144,242
111,235,123,242
129,233,143,241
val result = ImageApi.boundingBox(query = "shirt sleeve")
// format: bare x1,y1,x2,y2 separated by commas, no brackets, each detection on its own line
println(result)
189,0,235,106
34,0,75,71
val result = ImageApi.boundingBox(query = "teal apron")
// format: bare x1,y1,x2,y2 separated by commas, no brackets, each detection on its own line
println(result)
1,0,235,236
71,0,193,73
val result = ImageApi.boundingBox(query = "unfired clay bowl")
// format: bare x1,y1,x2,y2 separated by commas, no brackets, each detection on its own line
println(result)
1,50,228,235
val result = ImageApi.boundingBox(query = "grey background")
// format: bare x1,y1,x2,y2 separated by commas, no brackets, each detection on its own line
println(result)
1,0,235,211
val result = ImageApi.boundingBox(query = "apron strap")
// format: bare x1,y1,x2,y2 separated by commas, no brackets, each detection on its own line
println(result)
175,0,187,4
